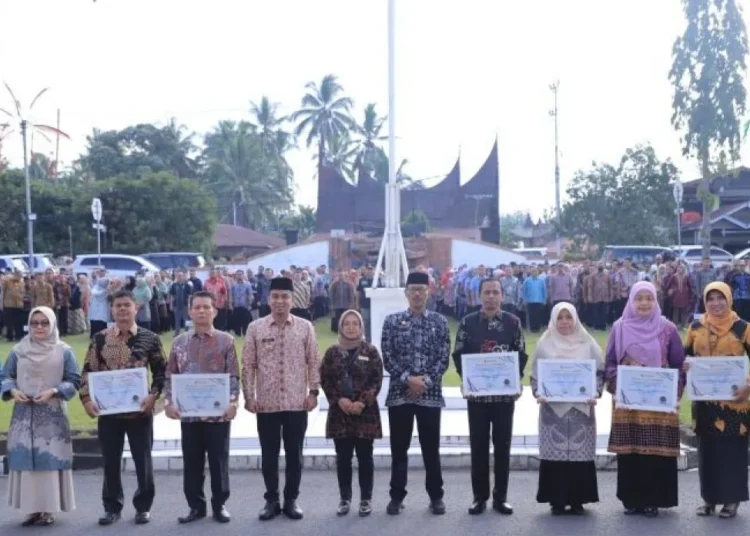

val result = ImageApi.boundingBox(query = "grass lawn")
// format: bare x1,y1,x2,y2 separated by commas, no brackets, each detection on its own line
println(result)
0,318,692,432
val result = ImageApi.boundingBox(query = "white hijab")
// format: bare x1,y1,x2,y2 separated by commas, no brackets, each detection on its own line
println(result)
533,302,603,416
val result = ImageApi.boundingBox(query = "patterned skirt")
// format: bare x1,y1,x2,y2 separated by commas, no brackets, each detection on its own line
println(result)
607,405,680,457
539,404,597,461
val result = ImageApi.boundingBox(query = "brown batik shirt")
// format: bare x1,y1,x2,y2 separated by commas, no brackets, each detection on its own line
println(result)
80,324,167,419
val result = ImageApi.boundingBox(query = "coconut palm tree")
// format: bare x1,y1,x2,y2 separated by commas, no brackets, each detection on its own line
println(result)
290,74,358,173
0,83,68,266
355,102,388,174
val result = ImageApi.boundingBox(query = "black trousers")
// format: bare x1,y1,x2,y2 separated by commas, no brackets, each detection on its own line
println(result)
57,306,69,335
4,307,24,341
734,299,750,323
232,307,250,335
332,308,346,333
501,304,518,317
334,438,374,501
312,296,326,320
388,404,443,502
291,307,311,321
259,304,271,318
256,411,308,503
90,320,108,339
98,416,154,514
590,302,608,330
181,421,231,513
468,400,514,502
527,303,544,332
213,308,229,331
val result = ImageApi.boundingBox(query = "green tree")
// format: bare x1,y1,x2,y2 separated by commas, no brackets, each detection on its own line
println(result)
279,205,317,238
76,121,199,180
498,212,526,248
201,121,293,229
402,209,431,233
559,145,679,248
290,74,358,175
669,0,748,254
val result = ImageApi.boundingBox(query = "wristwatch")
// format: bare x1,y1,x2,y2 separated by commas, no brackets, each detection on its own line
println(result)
309,389,319,397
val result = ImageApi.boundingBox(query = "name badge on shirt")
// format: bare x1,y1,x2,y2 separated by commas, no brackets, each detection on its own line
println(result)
261,337,275,343
357,355,369,361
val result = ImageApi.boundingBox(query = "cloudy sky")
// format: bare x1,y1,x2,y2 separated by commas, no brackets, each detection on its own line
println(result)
1,0,749,218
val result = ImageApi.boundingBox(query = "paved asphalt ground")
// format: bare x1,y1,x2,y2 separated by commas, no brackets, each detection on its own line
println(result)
1,469,749,536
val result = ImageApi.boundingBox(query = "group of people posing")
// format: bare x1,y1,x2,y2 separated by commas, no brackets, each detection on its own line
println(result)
2,261,750,527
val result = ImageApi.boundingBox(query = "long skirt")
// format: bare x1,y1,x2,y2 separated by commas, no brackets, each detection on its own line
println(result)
616,454,678,509
537,460,599,506
8,470,75,514
67,309,87,335
699,436,749,505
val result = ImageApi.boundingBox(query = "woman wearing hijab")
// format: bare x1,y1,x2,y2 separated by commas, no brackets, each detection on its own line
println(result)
0,306,81,526
531,302,604,515
133,275,153,330
684,282,750,518
320,309,383,517
605,281,685,517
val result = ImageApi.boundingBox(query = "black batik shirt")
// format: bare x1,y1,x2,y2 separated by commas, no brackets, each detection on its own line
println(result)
381,309,451,408
452,310,528,403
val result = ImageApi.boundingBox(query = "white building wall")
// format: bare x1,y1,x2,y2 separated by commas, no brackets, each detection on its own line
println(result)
451,239,528,267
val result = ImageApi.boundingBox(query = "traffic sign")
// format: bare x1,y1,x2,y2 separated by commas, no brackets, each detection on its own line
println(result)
91,198,102,221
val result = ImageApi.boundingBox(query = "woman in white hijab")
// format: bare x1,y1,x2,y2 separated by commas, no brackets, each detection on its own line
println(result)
0,306,81,526
531,302,604,515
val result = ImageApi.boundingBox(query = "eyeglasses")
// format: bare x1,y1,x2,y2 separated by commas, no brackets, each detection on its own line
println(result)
407,287,428,294
30,321,50,328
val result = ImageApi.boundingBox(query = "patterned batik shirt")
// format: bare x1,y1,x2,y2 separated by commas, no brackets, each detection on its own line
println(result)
241,314,321,413
164,329,240,423
80,325,167,419
452,310,528,403
381,310,451,408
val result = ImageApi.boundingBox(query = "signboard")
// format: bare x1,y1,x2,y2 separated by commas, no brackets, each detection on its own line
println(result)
91,198,102,222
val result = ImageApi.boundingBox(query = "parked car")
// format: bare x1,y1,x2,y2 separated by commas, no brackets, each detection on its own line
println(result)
140,252,206,271
671,245,734,267
71,254,160,280
11,253,57,274
0,255,30,274
600,245,674,267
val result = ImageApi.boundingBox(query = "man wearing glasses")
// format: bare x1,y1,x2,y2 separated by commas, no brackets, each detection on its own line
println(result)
381,271,451,516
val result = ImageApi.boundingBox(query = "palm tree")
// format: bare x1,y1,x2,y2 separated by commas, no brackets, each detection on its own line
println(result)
158,118,199,178
290,74,358,173
201,121,293,229
0,83,68,266
355,102,387,174
323,132,359,181
249,96,286,139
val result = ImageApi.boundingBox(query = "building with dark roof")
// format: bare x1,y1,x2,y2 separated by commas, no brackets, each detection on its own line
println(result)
212,224,285,259
315,141,500,243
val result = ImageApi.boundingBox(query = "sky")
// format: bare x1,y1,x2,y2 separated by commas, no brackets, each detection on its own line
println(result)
1,0,749,219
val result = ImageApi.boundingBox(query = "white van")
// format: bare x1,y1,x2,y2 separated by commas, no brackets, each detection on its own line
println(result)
72,254,160,280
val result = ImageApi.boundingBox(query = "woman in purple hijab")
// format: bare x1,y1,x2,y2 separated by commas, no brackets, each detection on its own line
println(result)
604,281,685,517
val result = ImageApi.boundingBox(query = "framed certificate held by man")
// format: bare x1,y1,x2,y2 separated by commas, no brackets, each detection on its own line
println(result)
537,359,597,402
615,365,678,413
686,356,749,401
89,368,149,415
172,373,231,417
462,352,521,397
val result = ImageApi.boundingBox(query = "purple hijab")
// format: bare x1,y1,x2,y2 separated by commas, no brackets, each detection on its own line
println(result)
612,281,666,367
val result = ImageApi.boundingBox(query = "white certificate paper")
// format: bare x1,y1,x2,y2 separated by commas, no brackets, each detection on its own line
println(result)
462,352,521,397
615,365,678,413
537,359,597,402
172,373,231,417
89,368,149,415
686,357,749,401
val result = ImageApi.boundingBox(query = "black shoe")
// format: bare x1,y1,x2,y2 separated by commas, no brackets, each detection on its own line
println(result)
359,500,372,517
624,507,643,515
430,499,446,515
643,507,659,518
259,501,281,521
570,504,585,515
178,509,206,524
551,505,566,515
468,500,486,515
493,501,514,515
337,500,351,516
283,501,304,520
98,512,121,526
135,512,151,525
386,499,404,515
213,507,231,523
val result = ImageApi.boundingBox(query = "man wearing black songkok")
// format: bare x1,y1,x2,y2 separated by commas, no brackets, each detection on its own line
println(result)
381,271,451,516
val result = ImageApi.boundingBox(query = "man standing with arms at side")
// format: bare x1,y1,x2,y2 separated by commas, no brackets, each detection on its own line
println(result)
170,270,193,337
357,265,376,341
382,271,451,516
79,289,166,526
242,277,321,521
165,291,239,524
453,278,527,516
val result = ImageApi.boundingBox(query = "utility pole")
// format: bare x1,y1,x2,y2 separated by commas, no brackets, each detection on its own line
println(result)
54,108,61,179
549,81,562,258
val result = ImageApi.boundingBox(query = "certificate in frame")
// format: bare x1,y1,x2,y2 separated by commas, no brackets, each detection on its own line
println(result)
89,368,149,415
461,352,521,397
686,356,749,401
537,359,597,402
172,373,231,417
615,365,678,413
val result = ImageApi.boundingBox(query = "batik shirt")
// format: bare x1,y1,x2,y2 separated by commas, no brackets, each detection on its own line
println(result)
452,310,527,403
381,309,451,408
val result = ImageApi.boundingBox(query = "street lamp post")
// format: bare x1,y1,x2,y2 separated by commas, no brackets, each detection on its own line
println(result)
549,81,562,258
673,180,683,247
